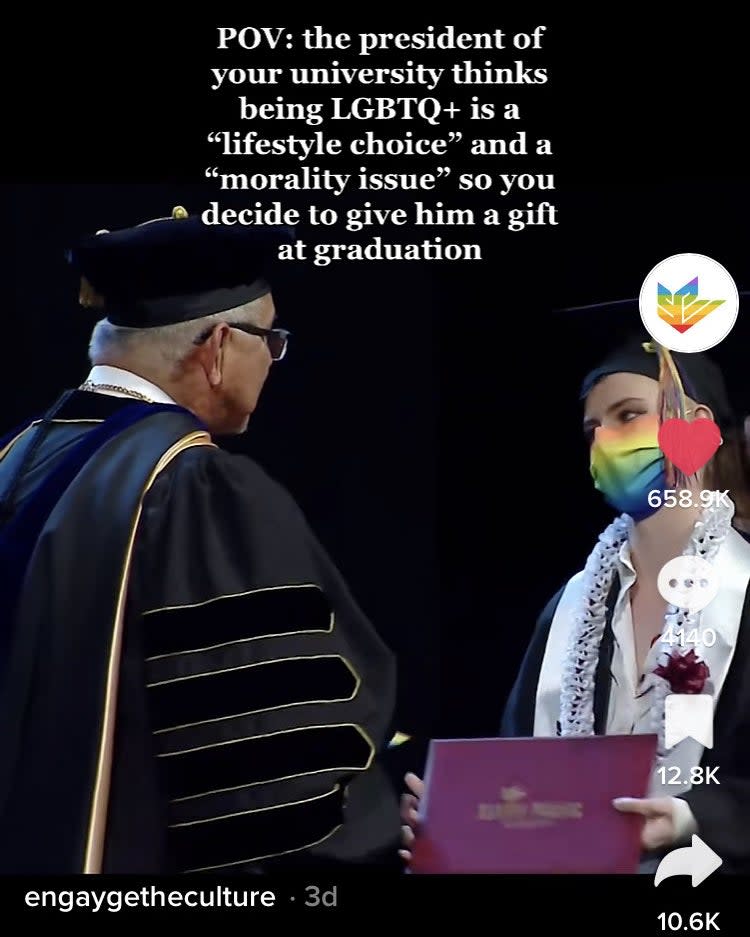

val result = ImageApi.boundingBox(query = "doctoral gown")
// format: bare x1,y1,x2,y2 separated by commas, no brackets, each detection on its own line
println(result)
500,527,750,874
0,390,401,874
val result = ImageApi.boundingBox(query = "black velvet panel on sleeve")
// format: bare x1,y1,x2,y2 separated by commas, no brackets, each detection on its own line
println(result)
122,446,401,872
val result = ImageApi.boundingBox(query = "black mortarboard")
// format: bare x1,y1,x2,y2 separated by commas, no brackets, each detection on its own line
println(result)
557,296,749,431
66,206,296,328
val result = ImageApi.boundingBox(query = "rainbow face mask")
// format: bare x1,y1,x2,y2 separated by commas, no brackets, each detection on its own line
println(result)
590,414,667,520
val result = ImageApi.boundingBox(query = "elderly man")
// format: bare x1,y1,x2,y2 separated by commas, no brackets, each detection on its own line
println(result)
0,208,401,874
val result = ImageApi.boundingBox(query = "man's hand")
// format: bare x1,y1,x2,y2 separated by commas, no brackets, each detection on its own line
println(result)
399,772,424,863
613,796,678,851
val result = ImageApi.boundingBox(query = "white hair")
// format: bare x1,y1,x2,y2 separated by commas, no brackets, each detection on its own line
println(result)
88,296,269,374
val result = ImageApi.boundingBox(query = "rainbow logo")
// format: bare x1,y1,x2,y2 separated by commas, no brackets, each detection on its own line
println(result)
657,277,725,334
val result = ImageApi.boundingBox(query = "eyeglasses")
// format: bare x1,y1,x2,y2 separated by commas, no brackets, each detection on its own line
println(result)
194,322,290,361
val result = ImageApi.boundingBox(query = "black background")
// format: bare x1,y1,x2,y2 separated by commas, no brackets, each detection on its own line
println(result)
1,17,747,789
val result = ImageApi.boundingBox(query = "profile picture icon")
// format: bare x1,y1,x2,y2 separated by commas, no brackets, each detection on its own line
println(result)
639,253,738,353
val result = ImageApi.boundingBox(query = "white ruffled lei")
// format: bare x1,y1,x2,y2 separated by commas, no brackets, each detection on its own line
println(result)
558,496,734,758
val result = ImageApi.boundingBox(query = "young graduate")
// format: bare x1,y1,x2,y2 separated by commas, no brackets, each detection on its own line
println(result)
0,209,402,874
402,300,750,873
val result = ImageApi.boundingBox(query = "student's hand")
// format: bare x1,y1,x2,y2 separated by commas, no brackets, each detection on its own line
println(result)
613,797,678,851
399,772,424,863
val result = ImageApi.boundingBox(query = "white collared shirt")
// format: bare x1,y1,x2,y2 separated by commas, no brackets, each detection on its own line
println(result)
606,541,662,736
607,541,697,840
83,365,177,405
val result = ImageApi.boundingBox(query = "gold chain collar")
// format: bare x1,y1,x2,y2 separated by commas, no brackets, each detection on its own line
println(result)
79,381,157,403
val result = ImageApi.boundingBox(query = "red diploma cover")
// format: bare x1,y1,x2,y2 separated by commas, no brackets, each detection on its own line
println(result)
409,735,658,874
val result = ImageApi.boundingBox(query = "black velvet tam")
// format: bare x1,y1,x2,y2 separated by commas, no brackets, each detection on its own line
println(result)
66,208,295,328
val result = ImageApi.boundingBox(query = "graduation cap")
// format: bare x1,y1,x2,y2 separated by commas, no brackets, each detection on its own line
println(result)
66,206,296,329
556,292,750,494
556,295,749,429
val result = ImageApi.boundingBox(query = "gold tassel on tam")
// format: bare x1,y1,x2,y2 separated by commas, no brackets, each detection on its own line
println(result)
643,340,690,489
79,276,105,309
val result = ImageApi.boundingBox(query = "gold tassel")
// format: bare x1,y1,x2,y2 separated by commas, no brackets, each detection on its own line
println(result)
644,341,690,489
79,276,105,309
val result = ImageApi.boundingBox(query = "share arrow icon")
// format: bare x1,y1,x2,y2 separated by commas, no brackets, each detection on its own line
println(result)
654,835,722,887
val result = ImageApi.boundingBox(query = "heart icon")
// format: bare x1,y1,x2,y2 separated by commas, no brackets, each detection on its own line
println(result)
658,418,722,476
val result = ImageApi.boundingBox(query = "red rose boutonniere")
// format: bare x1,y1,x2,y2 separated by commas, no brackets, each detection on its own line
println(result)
654,648,710,694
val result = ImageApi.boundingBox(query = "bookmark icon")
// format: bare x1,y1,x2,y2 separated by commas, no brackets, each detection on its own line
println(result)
664,694,714,750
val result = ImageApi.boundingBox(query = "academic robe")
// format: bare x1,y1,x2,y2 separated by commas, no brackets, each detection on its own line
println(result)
501,526,750,874
0,389,401,874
